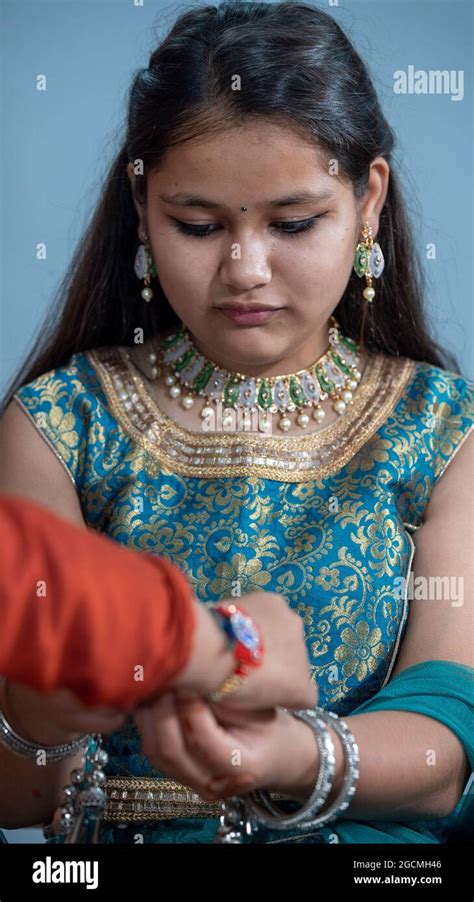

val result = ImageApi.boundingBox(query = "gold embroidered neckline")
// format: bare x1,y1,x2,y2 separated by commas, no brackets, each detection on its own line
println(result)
125,348,372,441
87,345,416,482
123,344,373,442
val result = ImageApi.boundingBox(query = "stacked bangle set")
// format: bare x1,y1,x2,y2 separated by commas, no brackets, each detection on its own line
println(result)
244,707,360,835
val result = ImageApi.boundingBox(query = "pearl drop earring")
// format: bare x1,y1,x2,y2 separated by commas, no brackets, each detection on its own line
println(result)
134,230,156,303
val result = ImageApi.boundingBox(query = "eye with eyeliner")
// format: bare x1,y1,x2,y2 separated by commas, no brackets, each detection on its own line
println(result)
170,214,325,239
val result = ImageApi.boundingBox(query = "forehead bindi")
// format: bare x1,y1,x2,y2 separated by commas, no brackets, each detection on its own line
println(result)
156,188,337,211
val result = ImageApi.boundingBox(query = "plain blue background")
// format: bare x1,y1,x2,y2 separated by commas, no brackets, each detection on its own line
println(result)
0,0,472,842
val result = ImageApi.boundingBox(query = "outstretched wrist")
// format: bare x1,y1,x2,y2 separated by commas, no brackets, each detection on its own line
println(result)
171,603,235,695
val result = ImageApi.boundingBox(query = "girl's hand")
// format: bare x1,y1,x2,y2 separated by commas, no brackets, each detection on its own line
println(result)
134,692,319,803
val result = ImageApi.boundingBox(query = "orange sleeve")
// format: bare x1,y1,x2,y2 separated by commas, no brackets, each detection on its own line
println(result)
0,494,196,709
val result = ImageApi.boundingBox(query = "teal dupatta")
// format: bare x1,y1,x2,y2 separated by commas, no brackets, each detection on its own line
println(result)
256,659,473,844
311,658,474,845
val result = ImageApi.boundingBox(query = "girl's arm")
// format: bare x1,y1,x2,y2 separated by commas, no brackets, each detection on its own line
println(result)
0,401,196,827
0,400,87,526
276,431,473,818
139,431,472,822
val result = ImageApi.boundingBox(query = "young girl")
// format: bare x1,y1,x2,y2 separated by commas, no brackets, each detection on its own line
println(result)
1,1,472,845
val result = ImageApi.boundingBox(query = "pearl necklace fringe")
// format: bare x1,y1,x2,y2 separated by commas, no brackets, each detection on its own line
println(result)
145,317,362,433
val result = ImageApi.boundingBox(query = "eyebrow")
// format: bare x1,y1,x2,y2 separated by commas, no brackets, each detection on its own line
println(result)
158,189,335,209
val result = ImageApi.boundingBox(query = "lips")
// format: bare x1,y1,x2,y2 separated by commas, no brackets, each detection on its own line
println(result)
216,304,281,313
216,305,283,326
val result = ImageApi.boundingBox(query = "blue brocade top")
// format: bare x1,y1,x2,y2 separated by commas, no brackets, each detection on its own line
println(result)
13,345,474,845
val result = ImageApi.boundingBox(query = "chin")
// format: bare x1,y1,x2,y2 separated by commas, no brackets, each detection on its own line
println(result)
184,312,293,366
215,333,289,368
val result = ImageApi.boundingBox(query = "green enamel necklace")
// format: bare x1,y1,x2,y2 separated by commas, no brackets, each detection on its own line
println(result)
146,316,362,433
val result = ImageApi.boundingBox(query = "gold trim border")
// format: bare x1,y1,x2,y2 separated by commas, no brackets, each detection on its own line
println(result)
12,396,77,487
434,422,473,485
104,776,288,823
380,525,416,688
88,347,416,483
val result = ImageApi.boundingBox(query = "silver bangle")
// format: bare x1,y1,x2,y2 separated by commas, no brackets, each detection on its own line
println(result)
244,707,359,831
298,708,360,829
0,692,89,763
244,708,336,830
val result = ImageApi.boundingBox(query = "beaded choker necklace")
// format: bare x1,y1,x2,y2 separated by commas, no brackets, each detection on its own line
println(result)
146,316,362,433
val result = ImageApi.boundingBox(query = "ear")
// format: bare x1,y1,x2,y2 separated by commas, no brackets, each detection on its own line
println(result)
358,157,390,239
127,162,148,238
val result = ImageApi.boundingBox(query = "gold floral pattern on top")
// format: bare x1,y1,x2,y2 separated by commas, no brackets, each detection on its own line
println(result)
350,500,407,578
13,345,474,833
335,620,386,682
15,348,474,842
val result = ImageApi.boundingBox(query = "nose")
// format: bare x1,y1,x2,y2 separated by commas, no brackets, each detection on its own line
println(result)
219,232,272,291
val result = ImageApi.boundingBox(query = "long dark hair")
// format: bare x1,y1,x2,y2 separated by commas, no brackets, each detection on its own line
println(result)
2,0,460,413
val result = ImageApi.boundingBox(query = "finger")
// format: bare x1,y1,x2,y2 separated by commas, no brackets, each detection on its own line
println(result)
209,703,275,727
203,771,257,800
176,698,248,775
176,696,258,799
176,695,237,770
134,694,214,793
